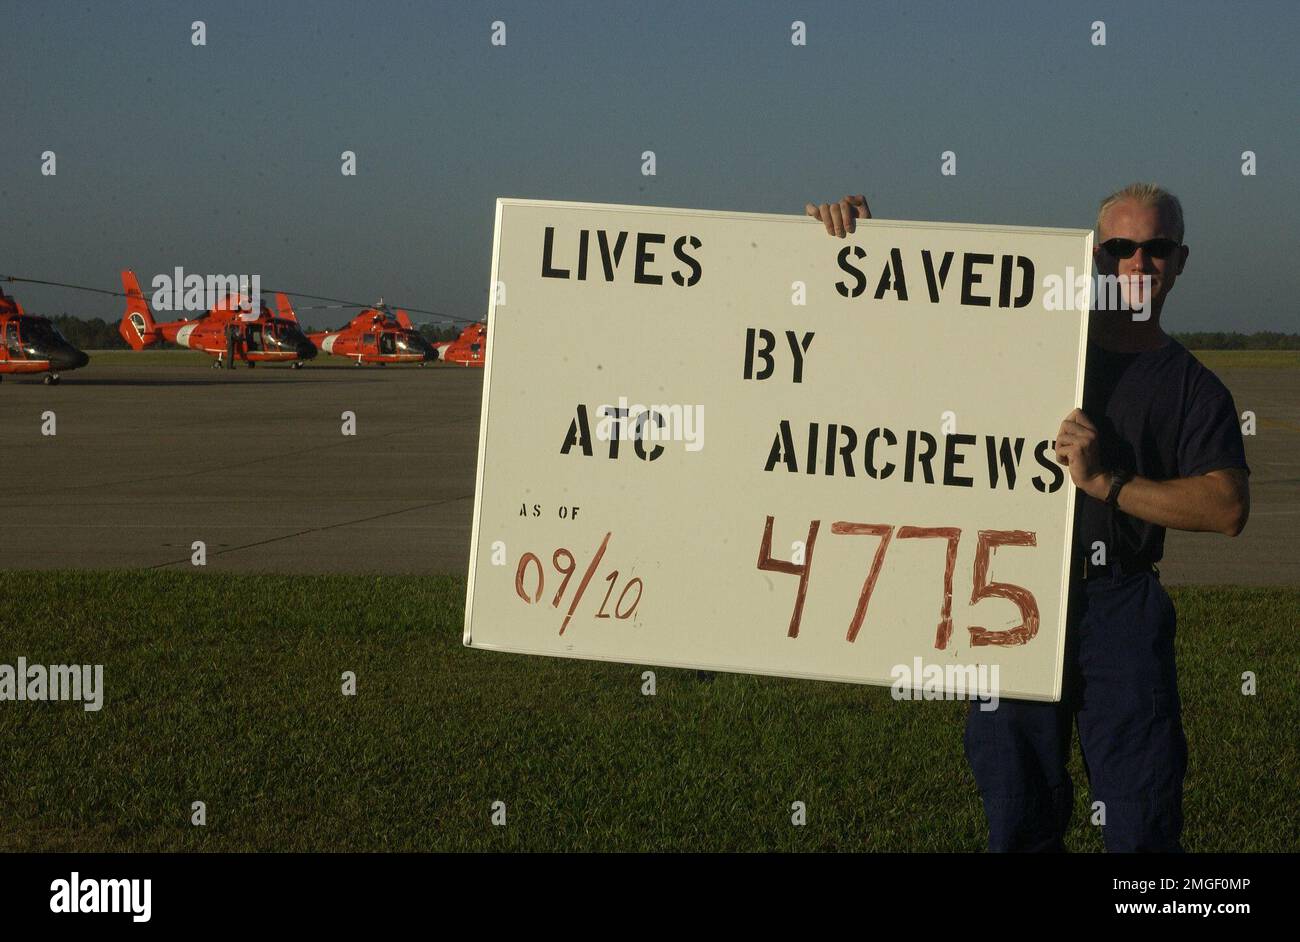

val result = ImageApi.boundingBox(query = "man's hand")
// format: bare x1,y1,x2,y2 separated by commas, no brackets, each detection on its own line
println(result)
1055,408,1108,499
805,194,871,237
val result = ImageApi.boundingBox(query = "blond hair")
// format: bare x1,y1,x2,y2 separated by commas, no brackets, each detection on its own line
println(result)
1097,182,1185,242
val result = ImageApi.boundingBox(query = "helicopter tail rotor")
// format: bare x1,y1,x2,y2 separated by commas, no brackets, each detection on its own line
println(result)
118,270,162,350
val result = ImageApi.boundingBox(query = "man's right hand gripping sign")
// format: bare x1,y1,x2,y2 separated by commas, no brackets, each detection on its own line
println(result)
806,194,872,238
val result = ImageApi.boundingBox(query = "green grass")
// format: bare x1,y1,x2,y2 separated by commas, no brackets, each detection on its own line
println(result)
1189,349,1300,370
83,349,215,366
1,572,1295,852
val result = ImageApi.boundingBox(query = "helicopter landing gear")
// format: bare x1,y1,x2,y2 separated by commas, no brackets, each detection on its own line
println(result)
212,358,223,370
43,373,60,386
292,361,304,369
247,361,256,368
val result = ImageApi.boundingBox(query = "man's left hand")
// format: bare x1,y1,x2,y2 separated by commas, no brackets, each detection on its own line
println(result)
1055,408,1108,499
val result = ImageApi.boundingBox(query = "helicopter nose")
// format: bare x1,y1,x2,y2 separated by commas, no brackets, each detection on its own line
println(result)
52,348,90,371
297,341,318,360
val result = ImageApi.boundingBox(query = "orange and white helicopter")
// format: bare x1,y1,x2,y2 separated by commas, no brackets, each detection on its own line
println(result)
117,270,317,369
0,284,90,384
305,302,436,366
433,321,487,367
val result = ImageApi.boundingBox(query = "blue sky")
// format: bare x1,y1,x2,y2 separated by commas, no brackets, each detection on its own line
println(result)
3,0,1296,330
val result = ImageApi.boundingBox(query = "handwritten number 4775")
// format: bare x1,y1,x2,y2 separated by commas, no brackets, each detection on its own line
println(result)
756,516,1039,649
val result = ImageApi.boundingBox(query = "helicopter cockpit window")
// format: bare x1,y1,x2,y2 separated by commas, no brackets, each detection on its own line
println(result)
18,317,59,355
273,320,304,344
379,333,396,354
5,322,21,357
21,317,56,347
246,325,264,351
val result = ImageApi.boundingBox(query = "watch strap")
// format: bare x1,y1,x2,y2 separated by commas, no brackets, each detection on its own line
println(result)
1105,469,1133,507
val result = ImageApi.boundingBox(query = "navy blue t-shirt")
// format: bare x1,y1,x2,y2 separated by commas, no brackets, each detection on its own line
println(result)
1072,337,1250,567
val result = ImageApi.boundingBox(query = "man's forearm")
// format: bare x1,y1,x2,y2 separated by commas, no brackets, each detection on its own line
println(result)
1103,472,1248,537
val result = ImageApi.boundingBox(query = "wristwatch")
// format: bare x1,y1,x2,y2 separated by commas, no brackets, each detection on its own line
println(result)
1105,469,1133,508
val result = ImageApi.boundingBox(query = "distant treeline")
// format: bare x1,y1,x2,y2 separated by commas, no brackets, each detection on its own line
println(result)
51,315,127,349
45,315,469,349
1170,332,1300,350
41,315,1299,353
418,324,466,343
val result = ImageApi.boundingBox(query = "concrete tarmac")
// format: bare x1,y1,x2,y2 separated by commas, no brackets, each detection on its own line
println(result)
0,358,1295,584
1161,364,1299,586
0,361,482,574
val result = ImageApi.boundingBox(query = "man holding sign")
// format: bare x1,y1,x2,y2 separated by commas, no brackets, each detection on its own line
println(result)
807,184,1251,852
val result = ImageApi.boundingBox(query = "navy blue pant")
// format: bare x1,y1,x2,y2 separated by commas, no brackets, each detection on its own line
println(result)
963,568,1188,852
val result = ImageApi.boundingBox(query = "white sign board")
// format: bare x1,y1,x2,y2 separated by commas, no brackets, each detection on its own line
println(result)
465,199,1092,701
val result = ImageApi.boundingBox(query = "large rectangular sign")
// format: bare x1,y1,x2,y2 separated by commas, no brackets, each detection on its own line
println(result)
464,199,1092,701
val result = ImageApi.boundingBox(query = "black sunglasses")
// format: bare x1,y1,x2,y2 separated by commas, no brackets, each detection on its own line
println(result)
1100,237,1182,260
